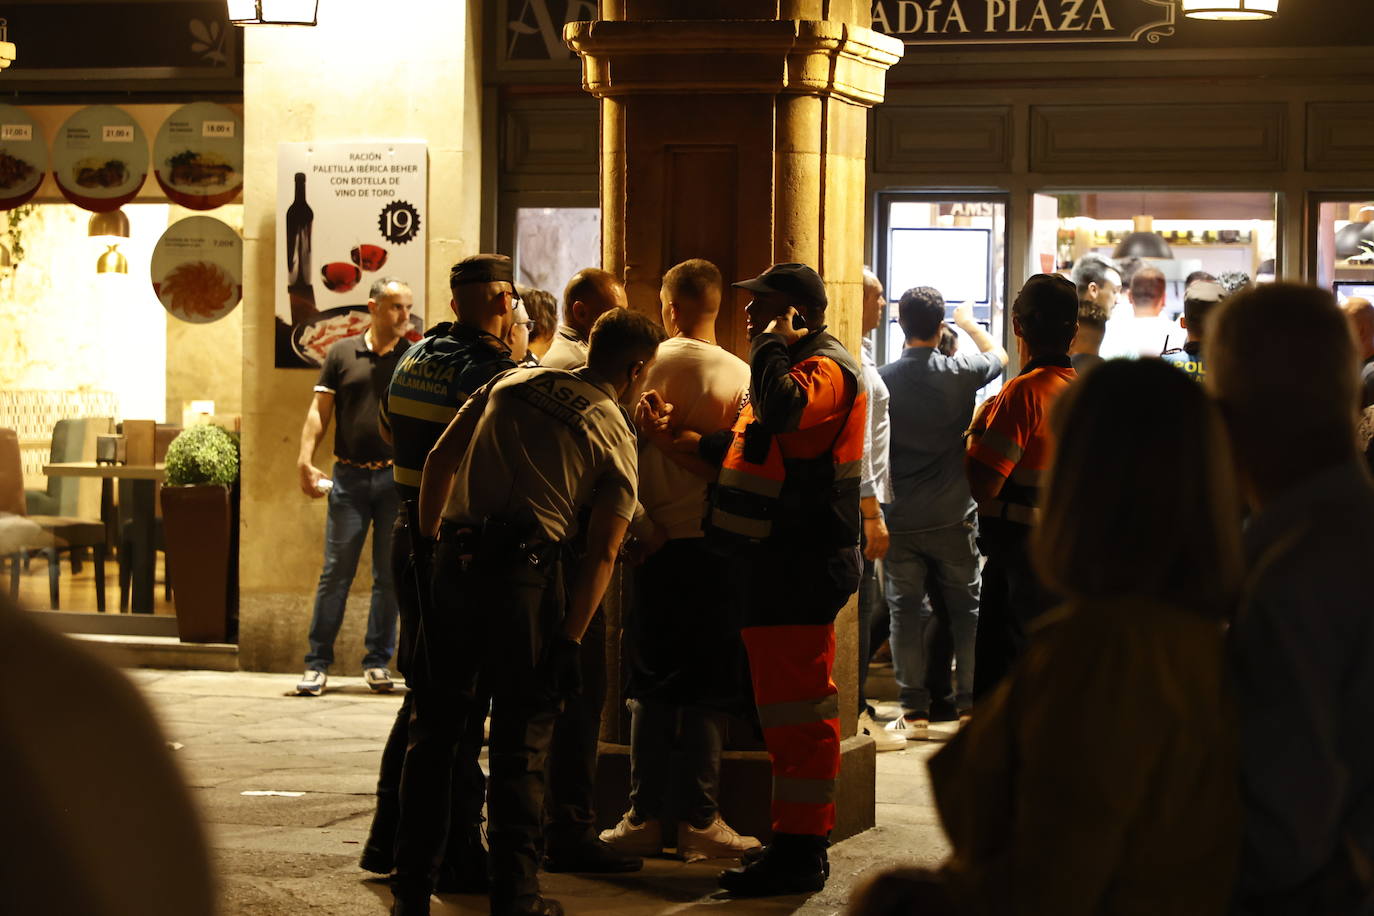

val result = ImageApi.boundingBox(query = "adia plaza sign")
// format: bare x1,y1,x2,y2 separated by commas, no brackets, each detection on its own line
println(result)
869,0,1178,45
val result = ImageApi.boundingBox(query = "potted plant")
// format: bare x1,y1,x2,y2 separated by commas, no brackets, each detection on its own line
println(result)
161,423,239,643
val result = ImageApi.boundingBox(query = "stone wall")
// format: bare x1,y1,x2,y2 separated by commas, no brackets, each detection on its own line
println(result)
237,0,484,672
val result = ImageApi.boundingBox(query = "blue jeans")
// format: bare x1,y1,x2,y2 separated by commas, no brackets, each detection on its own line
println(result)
883,514,981,715
304,463,400,672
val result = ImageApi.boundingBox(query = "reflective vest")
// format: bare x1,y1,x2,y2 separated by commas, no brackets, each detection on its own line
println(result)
708,332,866,548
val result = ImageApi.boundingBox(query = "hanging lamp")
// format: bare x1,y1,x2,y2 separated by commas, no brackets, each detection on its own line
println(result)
1182,1,1278,20
96,244,128,274
88,208,130,239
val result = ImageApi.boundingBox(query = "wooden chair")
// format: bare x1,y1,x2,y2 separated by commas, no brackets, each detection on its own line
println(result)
1,425,110,611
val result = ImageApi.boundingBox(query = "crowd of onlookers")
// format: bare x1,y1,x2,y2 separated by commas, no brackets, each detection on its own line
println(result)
849,257,1374,914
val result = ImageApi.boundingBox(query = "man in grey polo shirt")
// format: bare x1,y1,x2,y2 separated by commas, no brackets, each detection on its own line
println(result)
879,288,1007,738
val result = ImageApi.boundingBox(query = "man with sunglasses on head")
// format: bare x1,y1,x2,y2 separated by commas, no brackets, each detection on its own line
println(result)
374,255,520,903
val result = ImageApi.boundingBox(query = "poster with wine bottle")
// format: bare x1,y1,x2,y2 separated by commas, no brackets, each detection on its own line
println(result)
274,141,427,369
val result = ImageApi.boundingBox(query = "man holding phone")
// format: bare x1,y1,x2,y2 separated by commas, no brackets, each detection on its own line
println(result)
695,263,867,896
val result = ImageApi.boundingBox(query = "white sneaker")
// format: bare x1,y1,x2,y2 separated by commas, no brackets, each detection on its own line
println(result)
598,811,663,857
676,816,762,863
296,670,326,697
860,711,906,752
885,713,930,741
363,667,394,693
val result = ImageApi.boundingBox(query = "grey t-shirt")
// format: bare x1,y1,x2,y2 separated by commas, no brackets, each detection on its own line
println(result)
879,346,1003,532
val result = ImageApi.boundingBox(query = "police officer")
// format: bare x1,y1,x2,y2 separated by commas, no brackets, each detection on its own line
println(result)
363,256,520,893
697,263,867,896
398,308,666,916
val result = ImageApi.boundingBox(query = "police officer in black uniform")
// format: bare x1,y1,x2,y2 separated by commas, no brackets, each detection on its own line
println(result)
396,308,665,916
369,255,519,903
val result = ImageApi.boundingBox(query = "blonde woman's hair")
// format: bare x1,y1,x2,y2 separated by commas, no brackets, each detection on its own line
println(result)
1032,359,1242,615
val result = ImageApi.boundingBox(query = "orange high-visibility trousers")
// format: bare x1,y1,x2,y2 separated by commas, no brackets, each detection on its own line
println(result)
741,624,841,837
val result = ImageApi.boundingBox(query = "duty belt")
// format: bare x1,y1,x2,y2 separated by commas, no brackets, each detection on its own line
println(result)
978,498,1039,527
437,519,557,568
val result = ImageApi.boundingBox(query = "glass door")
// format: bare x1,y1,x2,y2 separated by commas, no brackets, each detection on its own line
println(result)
875,193,1008,367
1310,195,1374,301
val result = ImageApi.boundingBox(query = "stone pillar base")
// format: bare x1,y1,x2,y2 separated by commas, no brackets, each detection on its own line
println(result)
594,734,877,844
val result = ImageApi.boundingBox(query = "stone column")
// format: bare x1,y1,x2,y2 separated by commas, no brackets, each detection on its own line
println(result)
568,3,901,842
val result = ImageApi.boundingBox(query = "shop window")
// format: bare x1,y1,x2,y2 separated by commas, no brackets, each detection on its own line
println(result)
513,206,600,297
1313,199,1374,302
876,194,1007,368
1032,191,1279,322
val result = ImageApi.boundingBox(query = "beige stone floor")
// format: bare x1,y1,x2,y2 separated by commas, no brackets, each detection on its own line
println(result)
131,669,953,916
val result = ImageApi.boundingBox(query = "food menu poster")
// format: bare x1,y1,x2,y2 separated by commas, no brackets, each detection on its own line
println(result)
153,102,244,211
151,216,243,325
53,105,149,213
0,105,48,210
274,141,427,369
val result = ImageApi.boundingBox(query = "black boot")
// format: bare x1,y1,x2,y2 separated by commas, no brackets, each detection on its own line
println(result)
717,833,828,897
434,824,490,893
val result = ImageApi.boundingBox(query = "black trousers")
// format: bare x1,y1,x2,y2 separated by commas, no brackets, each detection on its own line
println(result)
393,538,561,911
362,512,488,872
544,604,606,850
971,520,1050,702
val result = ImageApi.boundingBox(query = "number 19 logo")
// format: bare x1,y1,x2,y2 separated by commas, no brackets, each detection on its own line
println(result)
379,199,421,245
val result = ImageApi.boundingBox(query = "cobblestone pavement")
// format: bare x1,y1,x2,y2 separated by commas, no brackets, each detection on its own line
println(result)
130,669,952,916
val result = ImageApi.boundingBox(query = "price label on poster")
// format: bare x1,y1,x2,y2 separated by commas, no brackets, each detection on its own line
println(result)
153,102,244,211
0,104,48,210
52,105,149,213
274,141,427,369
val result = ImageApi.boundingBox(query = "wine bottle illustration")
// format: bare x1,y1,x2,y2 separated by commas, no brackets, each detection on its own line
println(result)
286,171,317,324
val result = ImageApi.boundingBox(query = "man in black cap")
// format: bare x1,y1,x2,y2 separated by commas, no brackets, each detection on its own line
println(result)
379,255,520,906
642,262,866,896
965,274,1079,699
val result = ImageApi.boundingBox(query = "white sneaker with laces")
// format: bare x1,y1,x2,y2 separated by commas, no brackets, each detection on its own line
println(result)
885,714,930,741
598,811,663,857
296,670,326,697
860,711,907,752
677,816,762,863
364,667,394,693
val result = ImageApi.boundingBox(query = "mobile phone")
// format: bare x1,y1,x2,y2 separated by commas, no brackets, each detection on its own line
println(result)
791,312,807,330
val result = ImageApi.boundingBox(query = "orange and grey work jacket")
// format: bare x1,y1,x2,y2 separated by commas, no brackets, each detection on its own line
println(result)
708,329,866,549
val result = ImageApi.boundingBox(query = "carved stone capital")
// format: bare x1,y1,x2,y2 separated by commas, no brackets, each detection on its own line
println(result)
564,19,904,107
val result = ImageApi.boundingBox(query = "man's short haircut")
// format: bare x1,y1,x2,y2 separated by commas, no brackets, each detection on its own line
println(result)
1206,283,1359,487
1013,274,1079,352
662,259,722,304
1186,270,1217,287
1129,267,1166,307
370,277,409,300
587,307,666,368
1034,359,1241,614
896,286,946,341
1071,253,1118,298
563,268,621,320
1117,256,1144,288
518,286,557,343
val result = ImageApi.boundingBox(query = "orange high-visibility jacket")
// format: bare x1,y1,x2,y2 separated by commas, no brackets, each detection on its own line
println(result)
709,330,866,547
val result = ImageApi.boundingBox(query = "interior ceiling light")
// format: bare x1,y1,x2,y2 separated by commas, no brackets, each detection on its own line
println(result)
227,0,318,26
0,19,16,70
1114,231,1175,259
88,208,130,239
96,244,128,275
1182,0,1278,20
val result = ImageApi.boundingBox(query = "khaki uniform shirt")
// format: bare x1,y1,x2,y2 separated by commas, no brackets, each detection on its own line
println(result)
541,326,589,371
442,366,638,543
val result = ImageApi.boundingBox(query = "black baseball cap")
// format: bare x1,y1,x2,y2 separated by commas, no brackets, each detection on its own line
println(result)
450,253,514,288
732,263,828,312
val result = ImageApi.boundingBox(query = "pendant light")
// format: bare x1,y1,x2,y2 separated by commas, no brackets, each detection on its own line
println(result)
226,0,318,26
0,18,16,70
1182,0,1278,20
88,208,130,240
1113,215,1174,260
96,244,128,274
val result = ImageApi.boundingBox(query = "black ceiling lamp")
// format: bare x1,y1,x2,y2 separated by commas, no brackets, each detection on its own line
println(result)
1113,215,1174,260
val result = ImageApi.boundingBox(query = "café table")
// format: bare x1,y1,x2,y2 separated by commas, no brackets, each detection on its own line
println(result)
43,462,164,613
